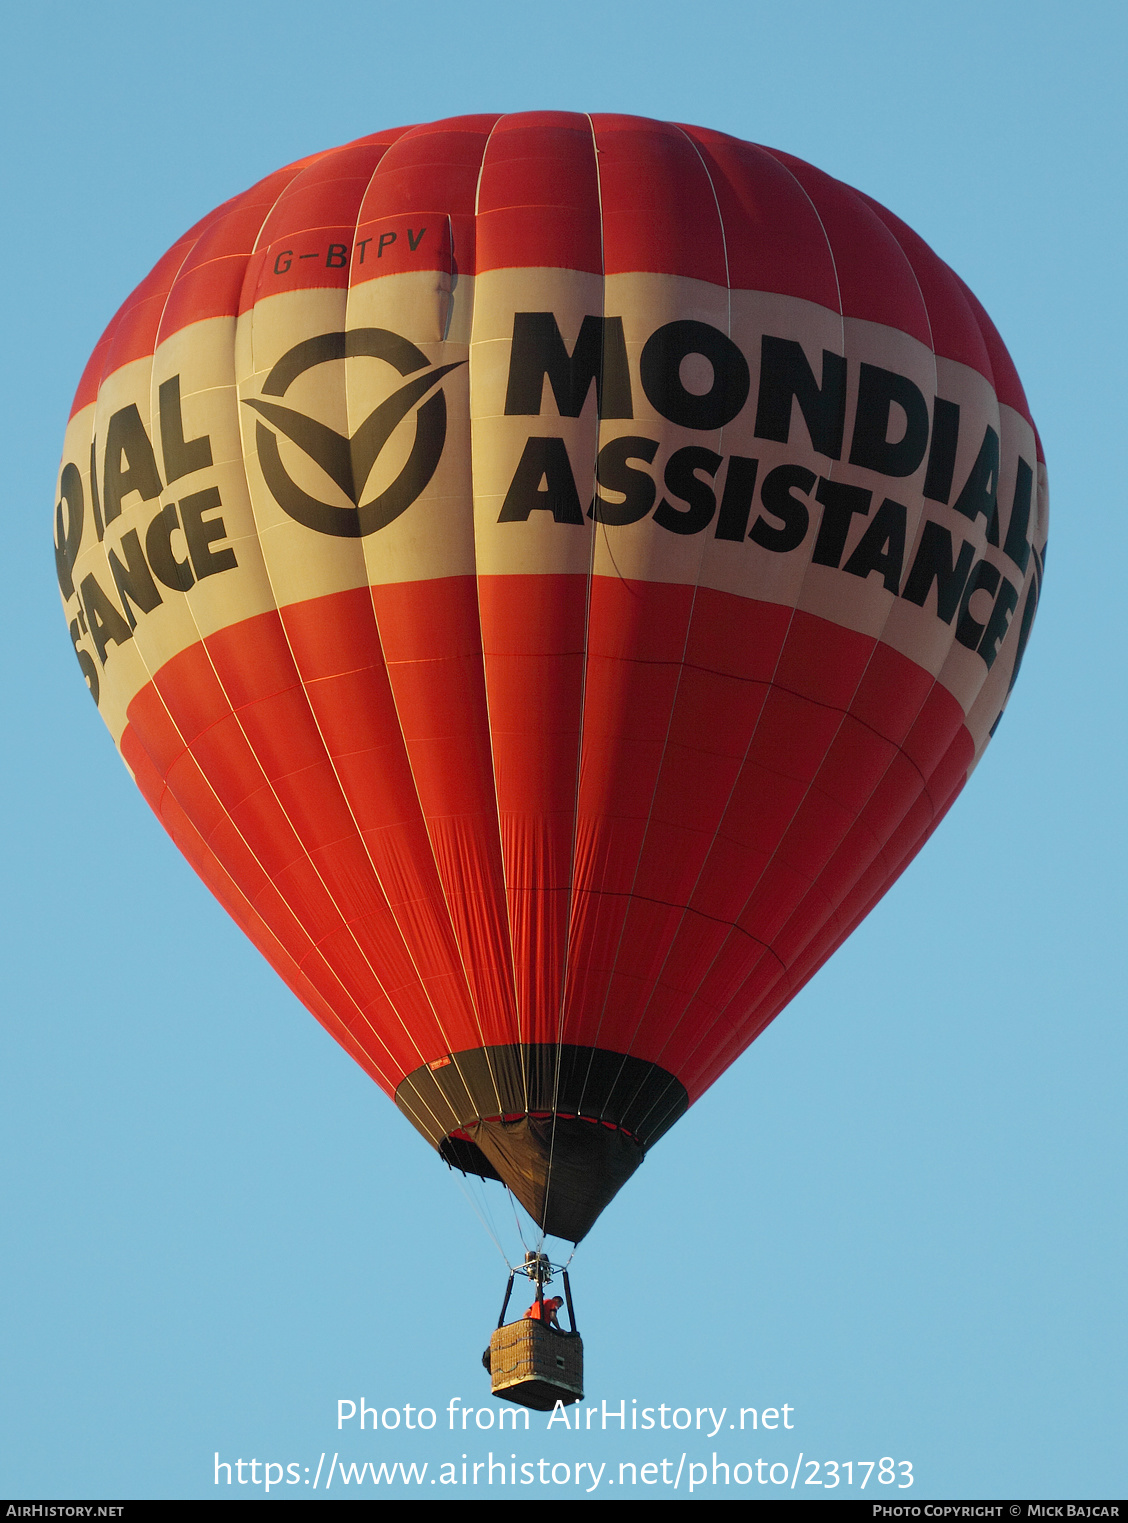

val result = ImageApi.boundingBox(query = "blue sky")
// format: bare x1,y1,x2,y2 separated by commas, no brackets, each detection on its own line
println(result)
2,0,1124,1501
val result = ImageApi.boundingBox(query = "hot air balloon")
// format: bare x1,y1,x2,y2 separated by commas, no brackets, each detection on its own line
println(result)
53,112,1046,1257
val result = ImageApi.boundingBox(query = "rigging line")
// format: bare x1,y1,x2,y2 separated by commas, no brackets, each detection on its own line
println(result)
505,1181,532,1255
341,114,511,1133
335,132,507,1133
464,110,527,1121
449,1168,513,1269
573,122,734,1121
540,110,607,1240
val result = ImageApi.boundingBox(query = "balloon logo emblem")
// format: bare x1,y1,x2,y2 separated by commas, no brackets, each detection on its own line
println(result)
244,327,463,538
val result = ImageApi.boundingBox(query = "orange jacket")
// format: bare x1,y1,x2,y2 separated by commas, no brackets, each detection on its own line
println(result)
524,1296,563,1323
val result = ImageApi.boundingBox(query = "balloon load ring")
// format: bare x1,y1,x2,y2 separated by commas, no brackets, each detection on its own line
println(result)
483,1253,583,1411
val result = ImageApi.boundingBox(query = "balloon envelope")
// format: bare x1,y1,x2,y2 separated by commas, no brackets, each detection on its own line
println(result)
54,114,1046,1240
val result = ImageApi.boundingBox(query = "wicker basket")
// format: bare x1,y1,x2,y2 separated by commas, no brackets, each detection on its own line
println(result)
489,1319,584,1410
